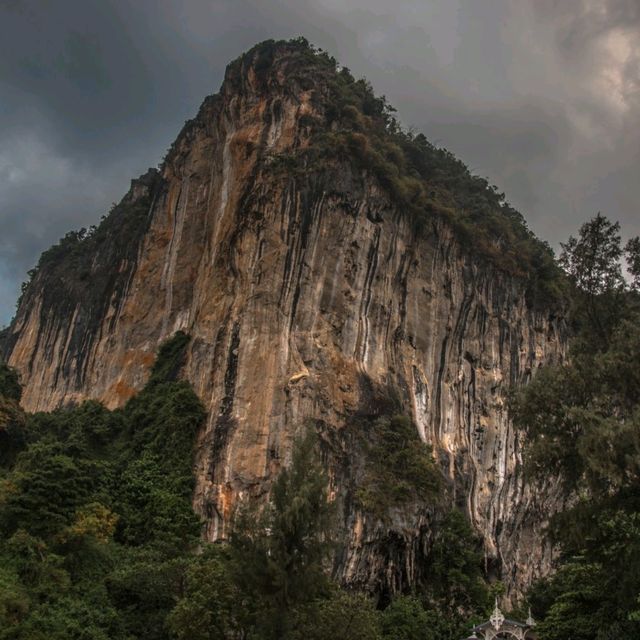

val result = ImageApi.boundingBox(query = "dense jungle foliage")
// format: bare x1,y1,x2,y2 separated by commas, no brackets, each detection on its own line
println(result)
0,333,491,639
514,215,640,639
0,332,204,639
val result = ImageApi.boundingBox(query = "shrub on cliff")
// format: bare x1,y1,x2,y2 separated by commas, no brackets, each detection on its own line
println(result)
0,363,21,403
354,414,441,519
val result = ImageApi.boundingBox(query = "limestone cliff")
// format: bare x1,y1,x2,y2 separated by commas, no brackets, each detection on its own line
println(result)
4,39,566,600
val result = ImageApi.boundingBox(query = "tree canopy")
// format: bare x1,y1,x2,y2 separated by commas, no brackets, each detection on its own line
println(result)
514,215,640,639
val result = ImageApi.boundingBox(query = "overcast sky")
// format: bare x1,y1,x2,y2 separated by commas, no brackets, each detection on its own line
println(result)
1,0,639,325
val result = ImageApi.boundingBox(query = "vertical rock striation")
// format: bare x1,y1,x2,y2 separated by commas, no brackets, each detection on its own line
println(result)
4,40,565,600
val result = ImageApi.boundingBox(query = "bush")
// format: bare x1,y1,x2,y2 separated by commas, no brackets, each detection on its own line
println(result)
354,414,441,518
0,363,21,403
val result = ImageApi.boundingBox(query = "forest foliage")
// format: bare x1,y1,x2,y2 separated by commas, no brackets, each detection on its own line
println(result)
513,215,640,640
0,333,203,639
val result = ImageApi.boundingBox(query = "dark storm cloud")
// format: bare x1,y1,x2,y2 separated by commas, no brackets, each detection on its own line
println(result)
1,0,639,324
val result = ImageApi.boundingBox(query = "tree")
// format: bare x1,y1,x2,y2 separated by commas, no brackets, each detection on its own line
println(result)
516,217,640,638
528,561,603,640
515,319,640,637
559,213,625,342
106,555,187,640
230,430,334,639
166,545,238,640
626,236,640,291
0,442,96,539
559,214,624,296
513,316,640,497
287,591,382,640
0,563,29,629
380,596,430,640
425,511,490,616
380,594,477,640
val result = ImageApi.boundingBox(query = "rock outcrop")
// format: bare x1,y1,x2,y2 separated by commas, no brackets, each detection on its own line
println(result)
4,40,565,600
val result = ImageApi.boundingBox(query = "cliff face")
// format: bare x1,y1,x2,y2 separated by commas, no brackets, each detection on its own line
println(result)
4,41,565,600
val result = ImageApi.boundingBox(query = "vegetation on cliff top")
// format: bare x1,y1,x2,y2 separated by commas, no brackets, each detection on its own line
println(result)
243,37,565,307
14,169,162,313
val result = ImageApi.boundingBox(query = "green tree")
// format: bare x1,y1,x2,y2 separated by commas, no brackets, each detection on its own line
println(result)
106,555,186,640
230,430,334,639
626,236,640,291
559,214,624,296
380,594,474,640
0,442,97,539
380,596,430,640
166,545,238,640
425,511,490,615
0,563,29,630
559,213,626,343
287,591,382,640
515,216,640,638
528,561,603,640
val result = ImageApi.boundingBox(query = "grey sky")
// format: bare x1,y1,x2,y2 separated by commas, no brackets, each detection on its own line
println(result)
1,0,639,325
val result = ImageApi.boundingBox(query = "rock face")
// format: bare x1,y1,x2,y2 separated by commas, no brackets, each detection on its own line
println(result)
4,41,565,600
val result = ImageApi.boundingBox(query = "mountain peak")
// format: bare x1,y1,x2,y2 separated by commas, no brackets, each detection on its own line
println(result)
222,37,338,97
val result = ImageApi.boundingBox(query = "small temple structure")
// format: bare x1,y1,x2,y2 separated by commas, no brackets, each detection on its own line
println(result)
462,599,537,640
